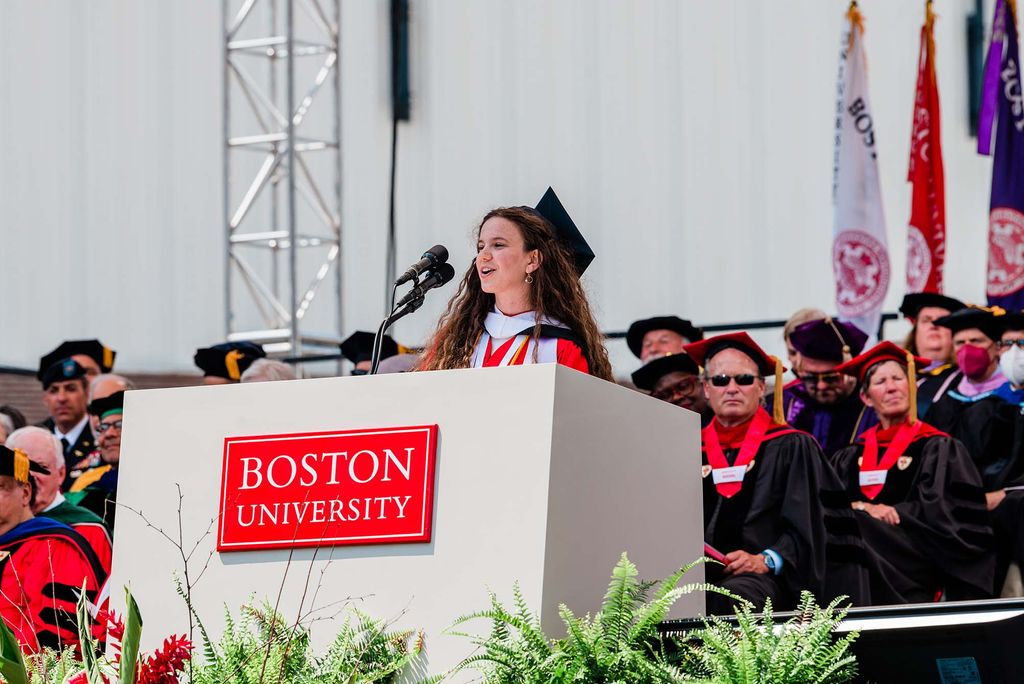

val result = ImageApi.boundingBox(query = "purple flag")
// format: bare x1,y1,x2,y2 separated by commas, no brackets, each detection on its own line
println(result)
985,3,1024,309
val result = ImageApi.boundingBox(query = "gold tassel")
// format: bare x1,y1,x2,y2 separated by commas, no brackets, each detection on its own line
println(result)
225,350,244,381
13,449,29,484
906,351,918,425
102,346,114,370
773,356,785,425
847,1,865,51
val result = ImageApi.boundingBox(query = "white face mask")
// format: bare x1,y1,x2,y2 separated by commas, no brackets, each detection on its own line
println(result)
999,344,1024,387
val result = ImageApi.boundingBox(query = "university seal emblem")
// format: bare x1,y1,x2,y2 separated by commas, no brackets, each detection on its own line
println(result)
833,229,890,317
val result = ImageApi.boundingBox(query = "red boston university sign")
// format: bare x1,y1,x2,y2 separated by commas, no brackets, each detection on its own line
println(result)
217,425,438,552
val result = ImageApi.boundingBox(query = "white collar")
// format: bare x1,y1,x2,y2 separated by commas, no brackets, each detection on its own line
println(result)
484,308,565,340
54,414,89,445
42,492,66,513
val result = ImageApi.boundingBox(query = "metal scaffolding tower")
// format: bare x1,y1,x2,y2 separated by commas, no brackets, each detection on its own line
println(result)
222,0,342,364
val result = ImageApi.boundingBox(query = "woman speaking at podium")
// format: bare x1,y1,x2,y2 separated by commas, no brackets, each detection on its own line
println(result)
420,188,612,381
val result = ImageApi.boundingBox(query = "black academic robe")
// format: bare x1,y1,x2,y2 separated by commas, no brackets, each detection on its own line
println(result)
37,417,95,490
916,364,960,419
925,390,1015,491
831,428,995,603
782,383,878,458
702,418,870,613
986,389,1024,585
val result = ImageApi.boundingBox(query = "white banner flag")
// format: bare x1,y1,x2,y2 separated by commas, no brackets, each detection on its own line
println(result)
832,6,890,340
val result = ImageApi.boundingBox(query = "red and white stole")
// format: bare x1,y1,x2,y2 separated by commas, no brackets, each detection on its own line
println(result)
470,309,566,368
858,421,924,500
702,409,773,498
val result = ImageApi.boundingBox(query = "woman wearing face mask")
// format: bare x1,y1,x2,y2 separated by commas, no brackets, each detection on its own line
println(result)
830,341,995,603
419,188,612,380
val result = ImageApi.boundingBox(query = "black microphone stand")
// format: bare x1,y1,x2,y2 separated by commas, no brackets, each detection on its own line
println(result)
369,286,426,375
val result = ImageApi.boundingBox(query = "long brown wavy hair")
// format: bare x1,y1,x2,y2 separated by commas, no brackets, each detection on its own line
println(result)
419,206,613,381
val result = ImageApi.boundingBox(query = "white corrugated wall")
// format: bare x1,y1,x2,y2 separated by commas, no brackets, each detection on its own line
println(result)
0,0,994,376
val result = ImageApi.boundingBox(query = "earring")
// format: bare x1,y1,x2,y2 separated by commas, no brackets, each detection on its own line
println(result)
525,273,534,284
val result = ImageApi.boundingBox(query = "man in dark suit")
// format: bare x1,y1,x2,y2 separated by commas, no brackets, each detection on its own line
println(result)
36,358,94,490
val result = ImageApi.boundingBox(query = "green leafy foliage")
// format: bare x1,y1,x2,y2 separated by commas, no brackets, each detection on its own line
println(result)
120,588,144,684
448,552,715,683
0,617,28,684
677,591,859,684
186,600,427,684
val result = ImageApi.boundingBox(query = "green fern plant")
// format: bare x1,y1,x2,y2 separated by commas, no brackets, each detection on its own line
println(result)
186,599,427,684
677,591,859,684
448,552,717,683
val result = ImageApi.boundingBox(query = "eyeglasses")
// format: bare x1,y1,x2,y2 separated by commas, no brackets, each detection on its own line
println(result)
998,339,1024,349
798,371,843,386
707,374,761,387
96,420,123,434
652,377,699,401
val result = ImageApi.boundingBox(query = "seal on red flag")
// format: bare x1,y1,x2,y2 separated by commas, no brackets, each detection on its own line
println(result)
987,208,1024,298
833,229,890,317
906,225,932,292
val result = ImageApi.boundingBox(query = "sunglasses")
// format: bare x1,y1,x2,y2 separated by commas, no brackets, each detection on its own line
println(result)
707,373,761,387
998,339,1024,349
798,371,843,386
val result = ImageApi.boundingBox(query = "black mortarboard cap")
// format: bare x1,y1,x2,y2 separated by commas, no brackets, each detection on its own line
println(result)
625,316,704,359
534,187,594,276
340,332,399,365
789,317,868,363
88,390,125,418
898,293,966,320
193,341,266,381
41,358,87,389
0,445,48,484
1001,310,1024,332
933,306,1006,341
631,353,701,391
38,339,116,380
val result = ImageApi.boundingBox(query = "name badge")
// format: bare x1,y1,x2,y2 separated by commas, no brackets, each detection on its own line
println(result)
712,465,746,485
859,470,887,487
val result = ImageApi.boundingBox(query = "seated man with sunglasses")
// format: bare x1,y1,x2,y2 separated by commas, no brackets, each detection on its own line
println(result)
782,317,877,458
630,351,712,426
684,332,869,613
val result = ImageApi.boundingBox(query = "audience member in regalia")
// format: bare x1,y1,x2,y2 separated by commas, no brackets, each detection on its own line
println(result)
631,352,712,427
831,341,995,602
898,293,965,416
70,382,126,530
625,316,703,364
983,313,1024,593
0,445,106,652
340,331,402,376
783,317,877,458
5,427,112,574
684,332,868,613
924,307,1014,489
419,188,612,380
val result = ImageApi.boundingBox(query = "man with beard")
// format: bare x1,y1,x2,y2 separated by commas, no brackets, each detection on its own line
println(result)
783,317,876,458
631,352,712,426
684,332,869,612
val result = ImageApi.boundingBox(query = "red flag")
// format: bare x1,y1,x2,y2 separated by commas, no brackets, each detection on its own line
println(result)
906,3,946,294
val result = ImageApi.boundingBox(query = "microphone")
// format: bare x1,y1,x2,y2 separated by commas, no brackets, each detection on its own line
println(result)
395,245,448,286
395,263,456,308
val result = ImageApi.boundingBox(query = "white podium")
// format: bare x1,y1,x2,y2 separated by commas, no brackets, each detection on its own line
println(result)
111,364,703,677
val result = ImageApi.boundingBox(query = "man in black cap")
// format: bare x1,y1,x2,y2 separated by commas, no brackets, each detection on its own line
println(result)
631,353,712,426
782,317,877,458
625,316,703,365
37,340,116,381
340,332,401,375
899,292,965,416
193,341,266,384
36,359,95,478
69,383,125,530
